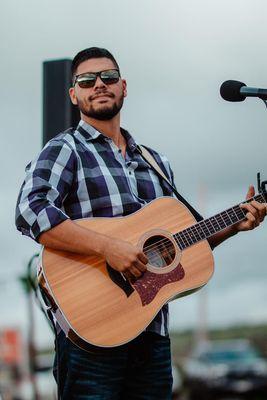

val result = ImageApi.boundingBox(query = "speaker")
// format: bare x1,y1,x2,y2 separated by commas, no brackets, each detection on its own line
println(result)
43,59,80,146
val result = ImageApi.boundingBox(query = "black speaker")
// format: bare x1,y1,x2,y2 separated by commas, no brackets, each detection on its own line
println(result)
43,59,80,146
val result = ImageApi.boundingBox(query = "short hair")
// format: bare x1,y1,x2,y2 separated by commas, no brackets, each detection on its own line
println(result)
71,47,120,81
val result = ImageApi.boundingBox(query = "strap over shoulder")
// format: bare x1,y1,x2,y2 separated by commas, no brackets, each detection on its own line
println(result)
137,145,172,186
136,145,203,222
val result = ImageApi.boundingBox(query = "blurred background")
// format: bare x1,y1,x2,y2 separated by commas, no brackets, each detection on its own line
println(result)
1,0,267,398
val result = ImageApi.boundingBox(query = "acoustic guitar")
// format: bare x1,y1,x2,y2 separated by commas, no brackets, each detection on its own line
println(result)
39,189,266,350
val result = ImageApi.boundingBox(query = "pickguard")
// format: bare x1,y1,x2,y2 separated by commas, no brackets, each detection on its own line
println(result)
132,263,185,305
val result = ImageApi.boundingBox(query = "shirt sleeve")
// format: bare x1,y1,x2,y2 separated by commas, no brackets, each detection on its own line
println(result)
15,139,76,242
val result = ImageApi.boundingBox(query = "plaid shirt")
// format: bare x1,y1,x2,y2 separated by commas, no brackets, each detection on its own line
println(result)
16,120,182,336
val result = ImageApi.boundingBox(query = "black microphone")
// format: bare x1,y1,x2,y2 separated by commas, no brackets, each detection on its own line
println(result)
220,80,267,102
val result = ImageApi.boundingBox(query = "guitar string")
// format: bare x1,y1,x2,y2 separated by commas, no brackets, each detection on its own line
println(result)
129,196,265,266
142,193,266,253
141,193,266,263
143,228,211,259
143,249,175,267
142,223,253,268
142,212,238,255
140,228,216,265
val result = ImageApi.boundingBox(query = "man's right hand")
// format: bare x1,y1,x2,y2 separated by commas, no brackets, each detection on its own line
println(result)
102,238,148,281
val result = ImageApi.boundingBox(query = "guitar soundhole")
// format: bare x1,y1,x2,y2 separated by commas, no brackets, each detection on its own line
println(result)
143,235,176,268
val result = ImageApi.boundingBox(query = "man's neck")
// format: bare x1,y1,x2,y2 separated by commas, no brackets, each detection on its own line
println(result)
81,114,121,141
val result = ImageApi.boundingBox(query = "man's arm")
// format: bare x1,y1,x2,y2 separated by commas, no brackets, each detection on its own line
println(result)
208,185,266,249
15,139,147,280
39,220,148,280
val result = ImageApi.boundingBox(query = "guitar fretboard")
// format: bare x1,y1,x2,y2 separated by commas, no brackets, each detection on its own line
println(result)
174,193,266,250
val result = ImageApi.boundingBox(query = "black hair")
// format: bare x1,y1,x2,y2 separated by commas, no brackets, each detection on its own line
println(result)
71,47,120,81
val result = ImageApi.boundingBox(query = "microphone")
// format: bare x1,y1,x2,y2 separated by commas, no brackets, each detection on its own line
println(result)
220,80,267,102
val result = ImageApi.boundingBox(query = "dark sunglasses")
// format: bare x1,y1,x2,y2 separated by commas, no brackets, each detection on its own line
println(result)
73,69,120,88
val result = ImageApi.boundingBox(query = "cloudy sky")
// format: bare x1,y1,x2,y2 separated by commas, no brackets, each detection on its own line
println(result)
1,0,267,347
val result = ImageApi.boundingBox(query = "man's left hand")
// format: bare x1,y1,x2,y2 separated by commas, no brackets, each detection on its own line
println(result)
235,185,267,232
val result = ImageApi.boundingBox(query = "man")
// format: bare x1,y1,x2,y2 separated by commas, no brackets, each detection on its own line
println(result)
16,47,266,399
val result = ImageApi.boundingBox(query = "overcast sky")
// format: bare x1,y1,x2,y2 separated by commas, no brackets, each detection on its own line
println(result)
1,0,267,347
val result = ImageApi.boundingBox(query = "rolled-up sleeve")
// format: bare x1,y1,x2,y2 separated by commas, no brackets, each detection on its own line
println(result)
15,139,76,242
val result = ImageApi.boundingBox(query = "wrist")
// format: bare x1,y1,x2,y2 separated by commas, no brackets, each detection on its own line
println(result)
94,233,110,257
230,224,238,236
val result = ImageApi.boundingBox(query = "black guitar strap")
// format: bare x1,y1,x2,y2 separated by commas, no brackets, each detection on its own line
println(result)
136,145,203,222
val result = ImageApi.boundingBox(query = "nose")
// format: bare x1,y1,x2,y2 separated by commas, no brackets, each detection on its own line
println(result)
94,75,107,89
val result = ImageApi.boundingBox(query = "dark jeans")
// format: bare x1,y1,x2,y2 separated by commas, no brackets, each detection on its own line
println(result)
53,330,173,400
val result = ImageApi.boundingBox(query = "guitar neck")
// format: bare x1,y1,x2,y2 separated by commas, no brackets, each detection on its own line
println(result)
174,193,266,250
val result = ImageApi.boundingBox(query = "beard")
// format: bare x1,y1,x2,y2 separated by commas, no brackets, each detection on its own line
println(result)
77,93,124,121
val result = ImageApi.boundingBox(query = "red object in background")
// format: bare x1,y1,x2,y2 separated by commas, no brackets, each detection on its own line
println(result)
0,329,22,365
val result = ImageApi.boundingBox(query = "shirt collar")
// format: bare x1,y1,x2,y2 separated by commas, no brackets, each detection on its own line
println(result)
76,120,138,153
76,120,103,141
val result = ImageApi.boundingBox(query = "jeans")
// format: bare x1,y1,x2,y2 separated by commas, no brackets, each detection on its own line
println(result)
53,330,173,400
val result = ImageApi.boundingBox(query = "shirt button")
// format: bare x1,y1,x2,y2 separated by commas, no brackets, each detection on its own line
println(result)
118,149,122,153
129,171,132,175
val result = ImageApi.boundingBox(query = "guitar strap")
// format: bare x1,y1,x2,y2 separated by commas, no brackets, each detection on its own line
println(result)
136,144,203,222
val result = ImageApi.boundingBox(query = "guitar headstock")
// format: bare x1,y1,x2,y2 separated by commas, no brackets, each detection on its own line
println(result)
257,172,267,201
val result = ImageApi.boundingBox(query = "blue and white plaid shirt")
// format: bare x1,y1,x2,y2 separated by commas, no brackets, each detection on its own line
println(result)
16,120,180,336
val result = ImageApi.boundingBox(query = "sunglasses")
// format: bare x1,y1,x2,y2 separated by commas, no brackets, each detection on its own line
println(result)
73,69,120,88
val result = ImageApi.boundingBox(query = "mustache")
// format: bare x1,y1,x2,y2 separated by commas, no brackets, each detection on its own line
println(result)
89,91,115,101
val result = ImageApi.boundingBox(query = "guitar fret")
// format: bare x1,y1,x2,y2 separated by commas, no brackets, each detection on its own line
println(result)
175,233,186,250
221,211,232,225
210,216,221,232
205,219,216,235
234,205,246,219
197,224,206,239
216,213,227,228
191,225,203,241
180,239,187,250
254,194,265,203
197,223,206,236
180,232,190,247
232,207,239,221
186,231,194,245
227,208,239,223
200,221,210,236
179,231,190,247
191,226,202,242
185,228,196,244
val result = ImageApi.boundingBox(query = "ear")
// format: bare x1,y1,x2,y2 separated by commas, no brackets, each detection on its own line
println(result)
69,87,78,105
122,79,127,98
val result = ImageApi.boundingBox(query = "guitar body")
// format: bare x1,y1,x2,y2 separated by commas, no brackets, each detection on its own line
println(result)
41,197,214,348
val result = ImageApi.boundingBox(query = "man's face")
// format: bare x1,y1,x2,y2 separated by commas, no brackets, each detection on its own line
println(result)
69,57,127,121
